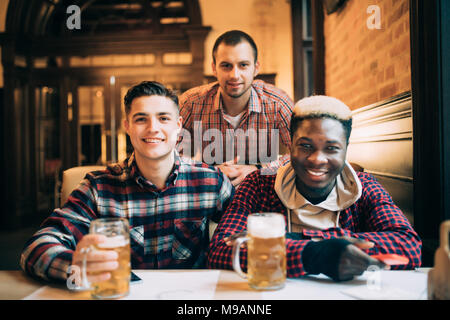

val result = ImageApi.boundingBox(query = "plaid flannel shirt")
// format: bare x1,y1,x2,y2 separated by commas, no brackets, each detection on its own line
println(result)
207,169,422,277
21,152,234,282
177,80,293,169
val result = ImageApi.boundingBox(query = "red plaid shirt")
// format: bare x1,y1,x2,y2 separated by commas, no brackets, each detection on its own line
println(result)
207,169,422,277
21,153,234,282
177,80,293,169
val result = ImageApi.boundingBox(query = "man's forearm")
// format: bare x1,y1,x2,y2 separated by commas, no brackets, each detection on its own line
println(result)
21,228,74,282
301,227,422,269
262,153,290,171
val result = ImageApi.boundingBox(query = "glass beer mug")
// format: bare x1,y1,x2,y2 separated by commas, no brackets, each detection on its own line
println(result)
232,213,286,290
81,217,131,299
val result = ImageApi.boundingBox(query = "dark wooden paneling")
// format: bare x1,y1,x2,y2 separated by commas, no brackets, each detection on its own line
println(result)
0,1,211,230
347,93,414,235
291,0,304,101
17,35,191,57
410,0,450,266
311,0,325,95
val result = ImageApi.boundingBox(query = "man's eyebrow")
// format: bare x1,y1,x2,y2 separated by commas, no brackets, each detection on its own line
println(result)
131,111,174,118
297,136,342,144
156,111,175,116
219,59,251,65
131,112,148,118
296,137,312,142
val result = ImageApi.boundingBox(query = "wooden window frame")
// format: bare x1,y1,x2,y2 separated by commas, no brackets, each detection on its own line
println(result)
291,0,325,102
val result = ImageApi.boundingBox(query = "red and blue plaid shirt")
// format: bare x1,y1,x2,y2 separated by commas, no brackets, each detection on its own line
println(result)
21,152,234,282
207,169,422,277
177,80,293,169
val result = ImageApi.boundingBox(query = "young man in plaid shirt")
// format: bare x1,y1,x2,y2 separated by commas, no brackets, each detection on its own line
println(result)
21,81,234,283
177,30,294,187
207,95,422,281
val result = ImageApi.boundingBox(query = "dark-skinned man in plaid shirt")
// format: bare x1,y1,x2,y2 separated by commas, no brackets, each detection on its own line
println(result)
207,95,421,282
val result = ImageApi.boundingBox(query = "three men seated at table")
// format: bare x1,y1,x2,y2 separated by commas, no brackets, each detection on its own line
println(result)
20,31,421,285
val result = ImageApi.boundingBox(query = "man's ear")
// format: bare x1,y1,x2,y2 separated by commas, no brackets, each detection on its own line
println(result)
212,61,217,78
176,116,183,134
123,118,129,133
254,61,260,77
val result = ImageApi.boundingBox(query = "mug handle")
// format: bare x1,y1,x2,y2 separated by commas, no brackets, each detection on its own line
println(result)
80,246,92,289
232,236,249,279
68,246,92,291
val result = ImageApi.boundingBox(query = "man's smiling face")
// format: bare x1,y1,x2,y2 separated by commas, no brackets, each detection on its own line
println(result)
212,41,259,100
124,95,181,163
290,117,348,203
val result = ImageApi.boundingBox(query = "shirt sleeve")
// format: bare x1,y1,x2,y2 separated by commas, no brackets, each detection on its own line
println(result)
300,173,422,270
176,92,194,156
264,153,291,171
179,91,193,130
206,170,313,278
262,95,293,170
20,178,98,282
212,169,235,223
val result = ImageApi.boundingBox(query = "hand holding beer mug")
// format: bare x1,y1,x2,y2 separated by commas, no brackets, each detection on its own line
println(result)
232,213,286,290
72,217,131,299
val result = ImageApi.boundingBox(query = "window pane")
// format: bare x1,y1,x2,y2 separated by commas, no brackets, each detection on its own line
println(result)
70,54,155,67
304,48,314,96
303,0,312,40
78,86,105,165
162,52,193,65
35,86,61,211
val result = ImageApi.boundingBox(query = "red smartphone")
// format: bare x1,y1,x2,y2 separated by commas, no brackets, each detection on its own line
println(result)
371,254,409,265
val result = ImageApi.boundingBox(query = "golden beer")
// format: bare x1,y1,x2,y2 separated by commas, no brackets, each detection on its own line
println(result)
89,236,131,299
88,218,131,299
247,235,286,290
232,213,286,290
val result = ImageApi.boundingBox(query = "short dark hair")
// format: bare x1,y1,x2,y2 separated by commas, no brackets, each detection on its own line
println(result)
124,81,179,116
212,30,258,64
290,114,353,144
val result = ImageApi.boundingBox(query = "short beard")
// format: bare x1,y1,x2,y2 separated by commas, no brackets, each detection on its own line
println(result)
224,85,251,99
226,90,247,99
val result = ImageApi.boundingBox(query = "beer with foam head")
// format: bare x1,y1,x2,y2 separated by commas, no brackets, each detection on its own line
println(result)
247,213,286,290
232,213,286,290
88,218,130,299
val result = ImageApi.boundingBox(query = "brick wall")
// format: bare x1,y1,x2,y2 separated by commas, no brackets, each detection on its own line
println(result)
324,0,411,110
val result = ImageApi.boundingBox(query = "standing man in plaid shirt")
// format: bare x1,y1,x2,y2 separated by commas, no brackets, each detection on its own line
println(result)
207,95,422,281
21,81,234,284
178,30,294,187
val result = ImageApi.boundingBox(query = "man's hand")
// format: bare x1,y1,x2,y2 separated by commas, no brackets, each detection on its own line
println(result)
337,237,388,281
216,162,258,187
224,231,248,246
302,237,388,281
72,234,119,283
